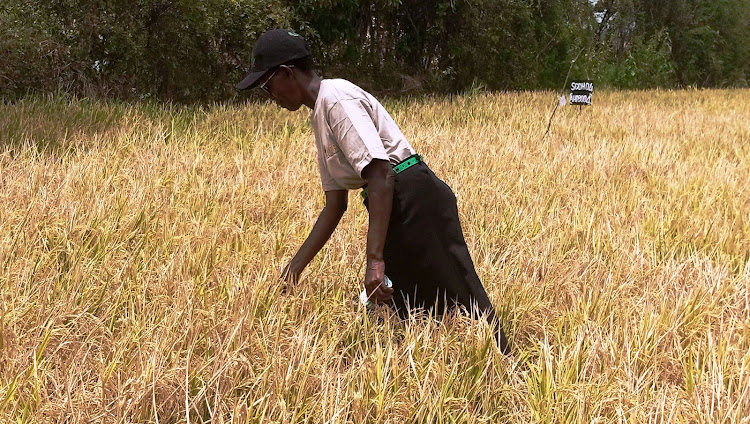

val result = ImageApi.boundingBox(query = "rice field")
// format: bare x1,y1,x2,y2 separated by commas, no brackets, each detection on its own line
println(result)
1,89,749,423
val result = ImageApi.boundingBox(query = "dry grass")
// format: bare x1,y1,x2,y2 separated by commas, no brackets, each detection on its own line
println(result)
1,89,749,423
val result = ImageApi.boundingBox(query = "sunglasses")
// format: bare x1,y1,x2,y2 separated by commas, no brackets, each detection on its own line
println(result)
258,65,295,96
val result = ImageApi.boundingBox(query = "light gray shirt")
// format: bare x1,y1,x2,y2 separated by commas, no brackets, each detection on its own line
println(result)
311,79,415,192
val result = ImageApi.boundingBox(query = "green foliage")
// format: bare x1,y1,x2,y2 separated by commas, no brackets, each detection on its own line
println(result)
593,31,676,89
1,0,290,102
0,2,66,98
1,0,748,101
593,0,750,89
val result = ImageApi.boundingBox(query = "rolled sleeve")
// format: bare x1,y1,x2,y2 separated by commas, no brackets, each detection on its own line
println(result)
328,99,389,176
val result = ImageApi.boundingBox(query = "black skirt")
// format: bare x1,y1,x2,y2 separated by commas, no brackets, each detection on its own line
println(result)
364,160,509,352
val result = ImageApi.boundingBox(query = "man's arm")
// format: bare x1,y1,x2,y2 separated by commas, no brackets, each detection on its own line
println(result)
282,189,348,284
361,159,395,303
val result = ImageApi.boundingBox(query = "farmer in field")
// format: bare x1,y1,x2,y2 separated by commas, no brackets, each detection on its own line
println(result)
236,29,509,353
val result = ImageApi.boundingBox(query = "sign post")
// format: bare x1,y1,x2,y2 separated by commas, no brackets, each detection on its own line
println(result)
569,80,593,107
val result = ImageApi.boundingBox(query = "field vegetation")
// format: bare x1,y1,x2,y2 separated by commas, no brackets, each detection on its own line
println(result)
1,89,749,422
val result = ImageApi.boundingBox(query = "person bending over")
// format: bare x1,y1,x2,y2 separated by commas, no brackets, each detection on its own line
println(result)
236,29,509,353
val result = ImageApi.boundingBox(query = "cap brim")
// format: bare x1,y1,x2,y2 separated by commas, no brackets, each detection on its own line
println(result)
235,69,267,91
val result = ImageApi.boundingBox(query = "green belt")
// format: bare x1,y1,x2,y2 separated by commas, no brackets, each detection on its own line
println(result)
361,154,423,200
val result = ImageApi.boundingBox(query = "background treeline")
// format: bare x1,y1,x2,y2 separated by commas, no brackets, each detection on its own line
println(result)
1,0,749,102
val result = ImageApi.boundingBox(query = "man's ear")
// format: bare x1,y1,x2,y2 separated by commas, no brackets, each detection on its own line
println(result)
282,65,296,79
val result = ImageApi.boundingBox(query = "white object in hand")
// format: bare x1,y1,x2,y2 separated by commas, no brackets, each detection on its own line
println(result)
360,276,393,307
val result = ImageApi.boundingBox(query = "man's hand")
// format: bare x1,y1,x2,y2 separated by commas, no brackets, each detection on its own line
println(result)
281,260,304,285
364,258,393,304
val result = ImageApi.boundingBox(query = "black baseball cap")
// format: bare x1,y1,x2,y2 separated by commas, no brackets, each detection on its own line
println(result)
235,29,311,91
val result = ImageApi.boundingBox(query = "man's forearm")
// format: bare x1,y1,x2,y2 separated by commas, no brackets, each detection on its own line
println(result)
360,160,396,302
290,190,347,270
292,204,345,267
364,163,395,261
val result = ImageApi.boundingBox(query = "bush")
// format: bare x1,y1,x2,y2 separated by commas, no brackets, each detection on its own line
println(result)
593,30,676,89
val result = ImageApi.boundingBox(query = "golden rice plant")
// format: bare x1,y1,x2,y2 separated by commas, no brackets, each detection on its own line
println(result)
1,89,748,423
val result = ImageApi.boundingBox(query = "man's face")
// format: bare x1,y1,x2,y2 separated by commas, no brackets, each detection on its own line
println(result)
259,66,303,111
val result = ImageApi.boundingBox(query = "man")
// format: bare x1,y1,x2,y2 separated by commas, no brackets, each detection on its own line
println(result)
237,29,509,353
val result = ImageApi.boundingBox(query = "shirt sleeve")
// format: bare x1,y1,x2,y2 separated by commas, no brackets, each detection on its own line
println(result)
317,144,346,192
327,99,389,176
